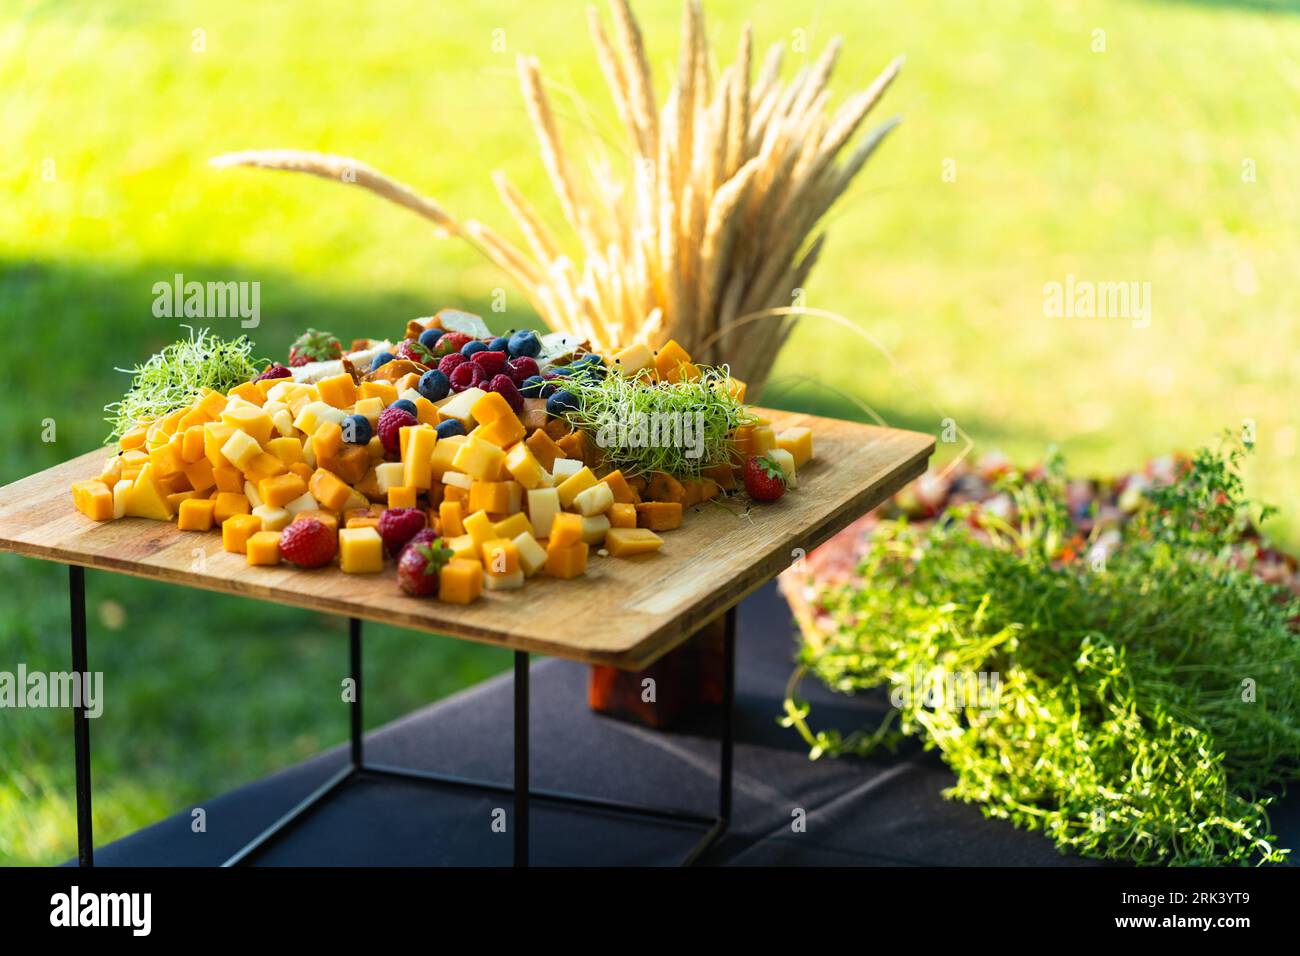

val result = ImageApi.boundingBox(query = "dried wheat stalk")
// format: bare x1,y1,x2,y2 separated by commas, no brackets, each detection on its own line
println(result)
210,0,901,391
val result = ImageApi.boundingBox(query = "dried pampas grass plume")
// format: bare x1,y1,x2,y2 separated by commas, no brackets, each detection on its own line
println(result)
211,0,902,391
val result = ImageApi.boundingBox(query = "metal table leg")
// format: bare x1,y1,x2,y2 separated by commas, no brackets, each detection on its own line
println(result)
514,651,529,867
69,565,94,867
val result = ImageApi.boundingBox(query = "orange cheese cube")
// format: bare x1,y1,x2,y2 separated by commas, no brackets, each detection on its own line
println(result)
148,443,184,479
244,451,288,483
438,559,483,604
71,480,115,521
312,420,344,461
653,339,694,380
259,473,308,508
359,380,398,405
177,497,216,531
338,527,384,573
468,480,513,515
345,515,380,530
177,405,212,431
309,468,352,512
402,425,437,490
180,425,207,463
317,372,358,410
119,426,150,452
443,483,469,507
544,541,588,579
605,527,664,557
439,500,465,537
635,501,682,531
524,430,565,471
228,381,264,405
599,469,638,503
388,486,418,510
608,502,637,528
213,464,244,493
548,513,584,548
481,537,520,576
221,513,262,553
470,390,514,425
195,388,229,419
213,492,252,524
476,414,526,448
245,530,282,566
182,457,216,493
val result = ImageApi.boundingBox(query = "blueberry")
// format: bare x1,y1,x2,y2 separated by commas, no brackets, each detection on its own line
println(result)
418,328,444,351
507,330,541,358
391,399,418,416
546,390,580,415
418,369,450,402
370,351,396,372
574,361,606,381
435,419,465,439
489,336,511,353
342,414,372,445
461,340,489,358
575,353,604,367
549,365,573,376
520,375,547,398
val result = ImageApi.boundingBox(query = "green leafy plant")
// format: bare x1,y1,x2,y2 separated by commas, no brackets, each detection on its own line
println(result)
104,327,265,443
560,366,755,478
784,434,1300,865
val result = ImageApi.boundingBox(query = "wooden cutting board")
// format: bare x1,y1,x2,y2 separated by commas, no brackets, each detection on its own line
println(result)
0,410,933,669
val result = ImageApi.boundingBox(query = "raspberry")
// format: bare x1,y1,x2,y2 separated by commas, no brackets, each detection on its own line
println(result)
450,362,485,392
279,519,338,569
438,352,468,377
255,363,293,382
487,374,525,413
377,507,428,557
471,349,508,377
377,406,418,457
507,356,539,385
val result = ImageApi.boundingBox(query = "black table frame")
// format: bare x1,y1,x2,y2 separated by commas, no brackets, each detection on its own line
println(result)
65,565,736,867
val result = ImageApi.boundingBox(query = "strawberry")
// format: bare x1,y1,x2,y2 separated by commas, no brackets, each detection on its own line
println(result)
471,349,508,377
279,519,338,568
487,374,524,413
255,363,293,382
397,538,455,597
743,453,787,503
377,406,417,457
377,507,427,557
507,356,539,385
433,332,472,357
393,340,434,365
288,329,342,367
449,362,485,392
438,352,468,377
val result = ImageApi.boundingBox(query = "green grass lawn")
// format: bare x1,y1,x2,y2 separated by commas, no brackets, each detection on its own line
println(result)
3,0,1299,864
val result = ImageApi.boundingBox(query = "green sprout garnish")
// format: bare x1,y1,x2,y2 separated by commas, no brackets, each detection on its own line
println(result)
104,326,265,443
560,366,756,479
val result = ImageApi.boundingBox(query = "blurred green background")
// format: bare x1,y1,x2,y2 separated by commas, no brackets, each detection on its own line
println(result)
3,0,1298,864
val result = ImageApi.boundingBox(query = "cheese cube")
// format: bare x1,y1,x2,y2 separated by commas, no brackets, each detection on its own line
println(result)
504,443,545,489
243,479,263,509
463,509,496,549
550,458,583,481
119,425,150,451
470,390,514,425
71,480,115,521
183,458,216,493
475,414,526,448
469,481,513,515
388,486,418,510
122,465,173,520
580,514,610,546
653,339,700,383
220,429,262,471
605,527,664,557
354,396,384,426
244,452,288,483
309,468,352,512
635,501,683,531
609,502,637,528
512,532,547,577
317,372,358,409
611,342,654,376
430,435,467,479
572,482,614,517
245,531,282,566
112,479,132,520
359,380,398,405
312,420,344,462
752,424,777,455
526,488,561,540
180,425,206,463
525,430,565,471
338,527,384,573
374,462,406,495
556,466,597,509
776,427,813,468
177,496,215,531
213,491,251,524
492,512,534,540
228,381,264,405
148,442,184,478
481,538,520,576
437,387,485,429
544,541,589,579
222,513,262,553
452,435,506,481
439,500,466,536
222,404,274,445
293,401,347,436
438,559,483,604
483,568,525,591
768,448,798,489
402,425,437,490
548,512,584,548
213,464,244,493
442,471,473,491
252,504,292,533
284,491,321,516
446,534,478,563
266,436,305,466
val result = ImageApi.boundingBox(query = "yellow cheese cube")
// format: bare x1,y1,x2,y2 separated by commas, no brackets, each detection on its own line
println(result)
483,568,525,591
221,513,262,553
572,482,614,517
544,541,588,579
195,388,229,419
220,429,262,471
71,480,115,521
439,500,465,537
492,512,534,540
402,425,437,490
526,488,561,540
222,404,274,445
504,443,545,489
177,497,216,531
605,527,664,557
112,479,132,519
245,531,282,566
776,427,814,468
430,435,467,479
452,435,506,481
119,425,150,452
752,424,777,455
511,531,547,576
437,387,485,429
354,396,384,427
462,509,496,549
359,381,398,405
475,414,525,448
147,442,184,479
438,559,483,604
125,464,174,520
611,342,654,376
213,491,251,524
203,422,237,467
654,339,700,383
470,390,514,425
338,527,384,573
469,481,513,515
556,466,597,509
446,534,479,563
266,436,305,466
317,372,358,410
388,486,418,510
